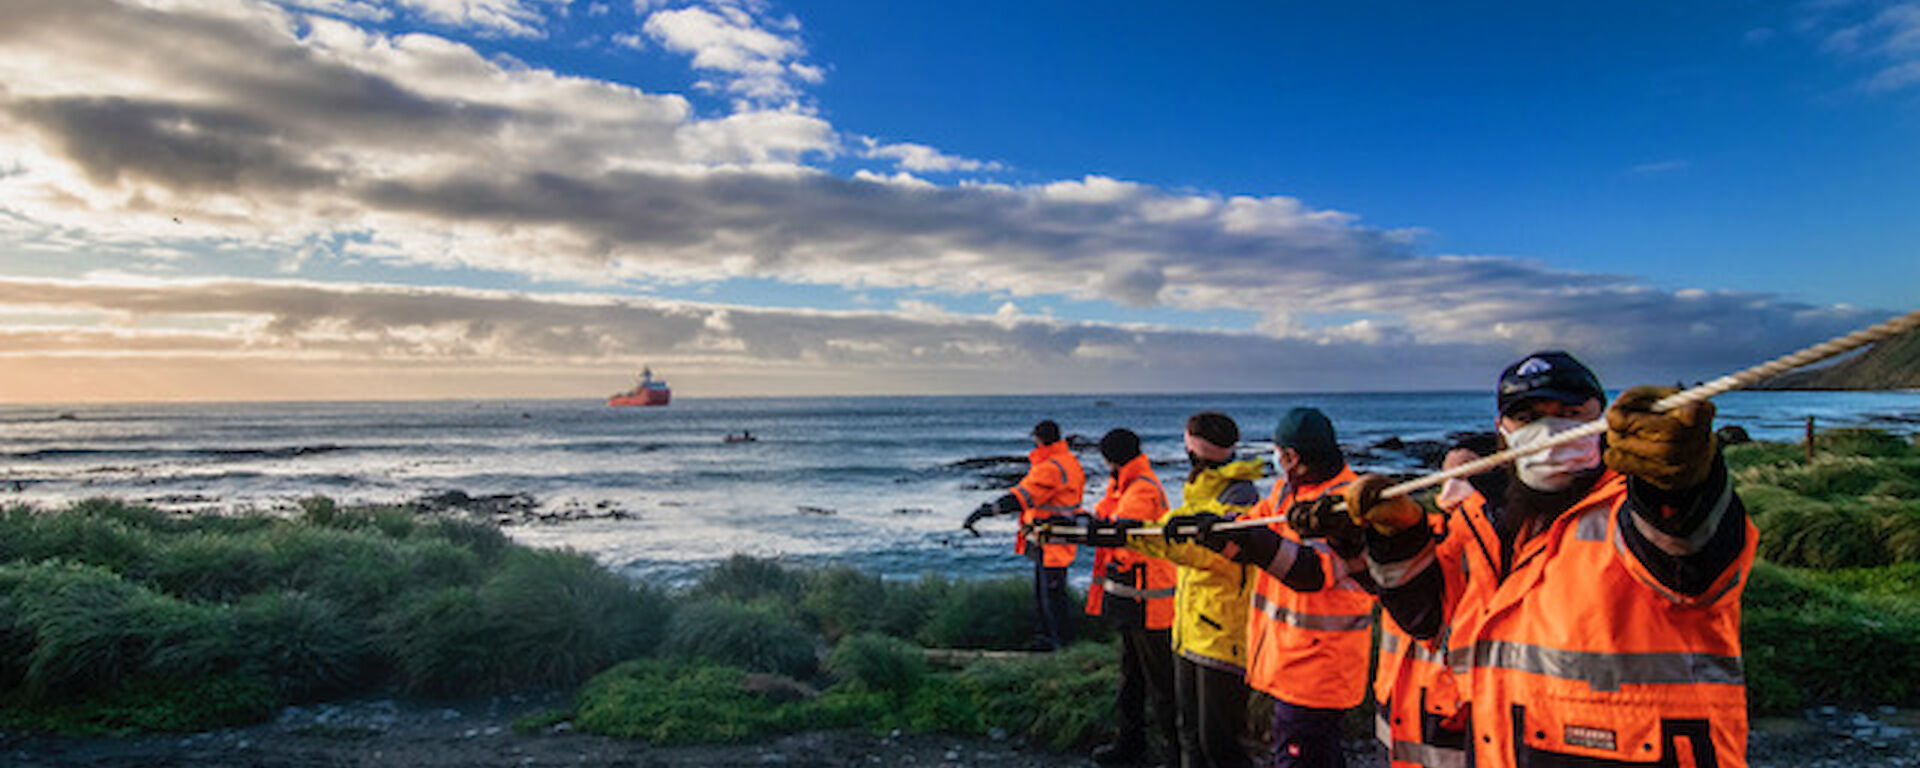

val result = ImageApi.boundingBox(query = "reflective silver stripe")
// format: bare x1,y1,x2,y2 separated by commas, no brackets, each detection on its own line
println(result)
1375,710,1466,768
1392,739,1466,768
1470,639,1743,692
1266,538,1301,577
1250,592,1373,632
1574,506,1608,542
1381,631,1450,666
1101,579,1175,600
1368,542,1436,589
1014,486,1035,508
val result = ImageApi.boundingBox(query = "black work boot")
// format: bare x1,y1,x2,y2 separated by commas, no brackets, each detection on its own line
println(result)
1091,740,1146,766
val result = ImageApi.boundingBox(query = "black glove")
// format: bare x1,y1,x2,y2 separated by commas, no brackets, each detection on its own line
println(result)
1287,496,1365,558
1081,515,1141,548
1163,512,1245,552
961,503,993,536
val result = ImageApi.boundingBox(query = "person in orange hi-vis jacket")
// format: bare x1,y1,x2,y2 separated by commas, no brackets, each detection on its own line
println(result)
1364,433,1502,768
1073,428,1178,766
1345,351,1757,768
962,419,1085,650
1165,407,1375,768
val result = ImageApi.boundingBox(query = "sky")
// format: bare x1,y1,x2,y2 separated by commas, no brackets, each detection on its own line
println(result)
0,0,1915,402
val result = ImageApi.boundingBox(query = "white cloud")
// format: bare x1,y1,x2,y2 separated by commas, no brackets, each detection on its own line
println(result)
641,2,816,109
1810,1,1920,92
1629,158,1691,176
860,138,1004,173
0,0,1887,397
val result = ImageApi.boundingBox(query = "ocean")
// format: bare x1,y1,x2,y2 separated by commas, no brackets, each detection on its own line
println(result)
4,391,1918,585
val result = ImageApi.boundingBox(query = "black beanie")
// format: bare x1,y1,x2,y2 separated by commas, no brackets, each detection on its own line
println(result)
1031,420,1061,444
1099,428,1142,465
1186,411,1239,449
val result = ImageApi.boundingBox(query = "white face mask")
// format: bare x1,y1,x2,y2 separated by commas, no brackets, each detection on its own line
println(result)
1500,416,1601,492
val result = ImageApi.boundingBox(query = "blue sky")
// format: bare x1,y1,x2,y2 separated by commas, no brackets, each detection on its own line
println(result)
0,0,1913,401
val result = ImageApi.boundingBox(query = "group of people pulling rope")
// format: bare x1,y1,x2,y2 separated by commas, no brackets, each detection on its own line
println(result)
958,308,1920,768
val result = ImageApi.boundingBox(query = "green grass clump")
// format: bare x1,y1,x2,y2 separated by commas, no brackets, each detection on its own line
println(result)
826,633,926,694
574,658,849,744
691,554,805,604
799,566,888,641
661,600,818,680
376,549,670,696
1733,429,1920,568
918,575,1031,649
1742,561,1920,713
1,499,673,732
959,642,1118,749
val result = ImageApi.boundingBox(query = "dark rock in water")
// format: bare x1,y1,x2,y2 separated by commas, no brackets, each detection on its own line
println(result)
1716,425,1752,446
948,455,1027,470
892,507,934,515
797,505,837,516
1399,440,1451,469
1372,437,1407,451
410,490,540,521
1447,431,1501,457
1066,434,1098,450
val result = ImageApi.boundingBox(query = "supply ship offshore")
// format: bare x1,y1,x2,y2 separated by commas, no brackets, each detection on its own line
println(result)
609,367,671,406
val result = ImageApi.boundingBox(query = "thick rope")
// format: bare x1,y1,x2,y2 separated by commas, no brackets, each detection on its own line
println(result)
1037,307,1920,541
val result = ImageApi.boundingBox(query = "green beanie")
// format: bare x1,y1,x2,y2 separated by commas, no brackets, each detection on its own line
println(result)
1273,408,1342,470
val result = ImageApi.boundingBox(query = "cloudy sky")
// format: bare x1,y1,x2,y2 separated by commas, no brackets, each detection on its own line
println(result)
0,0,1914,402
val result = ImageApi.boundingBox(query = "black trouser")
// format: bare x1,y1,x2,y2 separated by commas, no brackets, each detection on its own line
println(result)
1113,623,1178,760
1270,699,1346,768
1032,562,1076,649
1174,656,1253,768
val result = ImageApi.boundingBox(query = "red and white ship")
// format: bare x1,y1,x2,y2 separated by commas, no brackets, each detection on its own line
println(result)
609,367,671,407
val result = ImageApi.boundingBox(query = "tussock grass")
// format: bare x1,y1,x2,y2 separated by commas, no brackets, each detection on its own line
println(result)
1743,561,1920,712
1732,429,1920,568
1,499,671,731
662,600,818,680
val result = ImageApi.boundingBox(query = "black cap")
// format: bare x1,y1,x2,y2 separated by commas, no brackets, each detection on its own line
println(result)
1031,420,1061,444
1497,351,1605,416
1098,429,1141,465
1273,407,1342,473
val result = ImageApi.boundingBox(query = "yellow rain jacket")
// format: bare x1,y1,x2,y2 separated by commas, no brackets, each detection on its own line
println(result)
1125,458,1264,673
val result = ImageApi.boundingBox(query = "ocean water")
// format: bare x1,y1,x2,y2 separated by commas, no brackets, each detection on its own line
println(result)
3,391,1917,584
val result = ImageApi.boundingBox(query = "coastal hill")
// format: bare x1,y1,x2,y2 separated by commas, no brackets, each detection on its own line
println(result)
1757,326,1920,390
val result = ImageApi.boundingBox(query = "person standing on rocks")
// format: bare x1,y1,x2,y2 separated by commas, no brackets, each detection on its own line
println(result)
962,419,1085,650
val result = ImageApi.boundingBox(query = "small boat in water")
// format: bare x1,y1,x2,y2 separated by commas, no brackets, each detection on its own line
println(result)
723,431,758,443
609,367,671,407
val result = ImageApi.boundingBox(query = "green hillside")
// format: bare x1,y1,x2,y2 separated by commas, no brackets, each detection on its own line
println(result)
1759,327,1920,390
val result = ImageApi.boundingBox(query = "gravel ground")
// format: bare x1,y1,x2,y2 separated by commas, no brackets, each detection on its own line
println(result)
4,693,1911,768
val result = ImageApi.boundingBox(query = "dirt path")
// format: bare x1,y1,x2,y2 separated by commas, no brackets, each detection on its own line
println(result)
5,693,1913,768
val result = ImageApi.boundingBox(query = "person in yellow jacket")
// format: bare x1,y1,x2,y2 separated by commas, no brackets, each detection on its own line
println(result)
1166,407,1375,768
962,419,1084,650
1123,412,1262,768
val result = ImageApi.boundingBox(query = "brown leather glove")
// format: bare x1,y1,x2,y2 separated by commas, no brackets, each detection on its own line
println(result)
1604,385,1716,491
1343,474,1425,535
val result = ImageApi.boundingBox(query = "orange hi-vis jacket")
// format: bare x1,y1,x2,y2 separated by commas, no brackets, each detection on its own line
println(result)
1011,440,1085,568
1084,454,1176,629
1244,465,1375,710
1375,505,1479,768
1381,470,1758,768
